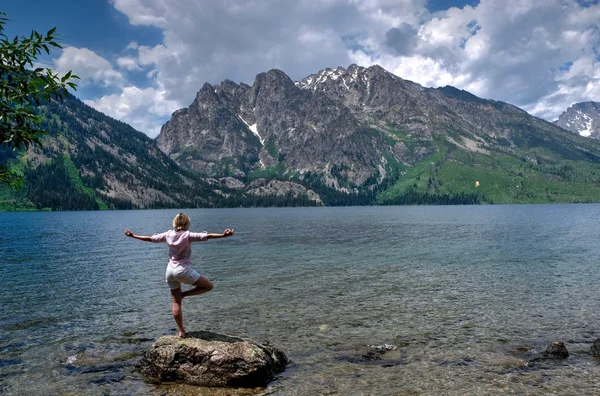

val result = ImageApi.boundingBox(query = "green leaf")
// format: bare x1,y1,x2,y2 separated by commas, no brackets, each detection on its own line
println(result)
61,70,72,82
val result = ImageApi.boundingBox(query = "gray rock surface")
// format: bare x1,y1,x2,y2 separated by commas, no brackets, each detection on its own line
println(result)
137,331,288,388
205,177,246,190
157,82,260,176
246,179,321,203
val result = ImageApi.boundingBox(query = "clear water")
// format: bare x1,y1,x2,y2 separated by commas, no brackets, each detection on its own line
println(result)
1,205,600,395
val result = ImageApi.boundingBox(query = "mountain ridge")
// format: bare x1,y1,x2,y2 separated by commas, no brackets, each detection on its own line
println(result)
4,64,600,210
156,63,600,204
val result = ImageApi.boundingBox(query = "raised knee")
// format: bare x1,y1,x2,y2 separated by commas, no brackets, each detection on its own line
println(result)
206,282,214,292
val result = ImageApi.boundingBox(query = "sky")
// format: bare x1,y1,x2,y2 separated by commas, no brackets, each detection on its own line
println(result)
2,0,600,137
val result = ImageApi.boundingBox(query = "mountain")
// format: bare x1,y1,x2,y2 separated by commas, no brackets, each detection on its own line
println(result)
158,69,389,191
157,64,600,205
5,64,600,211
0,96,318,211
554,101,600,139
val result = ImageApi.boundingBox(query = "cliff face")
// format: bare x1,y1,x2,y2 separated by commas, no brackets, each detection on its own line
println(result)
157,82,261,177
158,68,390,188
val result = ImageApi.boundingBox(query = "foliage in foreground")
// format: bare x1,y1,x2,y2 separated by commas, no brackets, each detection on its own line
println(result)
0,12,78,188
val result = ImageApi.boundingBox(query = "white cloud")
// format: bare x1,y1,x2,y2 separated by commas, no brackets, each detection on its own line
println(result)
54,47,123,87
78,0,600,136
116,56,141,71
526,54,600,120
355,0,600,119
125,41,139,51
108,0,426,108
84,86,180,137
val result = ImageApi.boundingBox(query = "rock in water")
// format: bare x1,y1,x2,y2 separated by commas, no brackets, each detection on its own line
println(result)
541,341,569,360
137,331,288,387
591,338,600,357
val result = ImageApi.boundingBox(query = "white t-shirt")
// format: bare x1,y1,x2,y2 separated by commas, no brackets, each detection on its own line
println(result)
151,230,208,267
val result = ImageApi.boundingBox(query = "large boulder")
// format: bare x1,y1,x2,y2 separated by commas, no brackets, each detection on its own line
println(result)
137,331,288,387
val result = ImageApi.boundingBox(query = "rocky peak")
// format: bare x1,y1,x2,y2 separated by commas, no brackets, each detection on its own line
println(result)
295,63,404,93
155,63,600,200
220,79,239,89
296,65,361,90
249,69,299,104
347,63,361,72
194,82,221,107
366,64,392,77
215,79,249,112
216,79,239,98
246,69,308,126
295,62,423,115
157,79,261,176
555,101,600,139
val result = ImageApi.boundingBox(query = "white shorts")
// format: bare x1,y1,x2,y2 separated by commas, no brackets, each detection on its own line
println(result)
165,265,201,290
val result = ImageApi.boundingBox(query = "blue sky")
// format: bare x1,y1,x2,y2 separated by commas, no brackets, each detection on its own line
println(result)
2,0,599,137
2,1,161,99
2,1,160,53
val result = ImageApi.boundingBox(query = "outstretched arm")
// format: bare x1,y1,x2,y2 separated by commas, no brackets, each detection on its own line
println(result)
206,229,235,239
124,229,153,242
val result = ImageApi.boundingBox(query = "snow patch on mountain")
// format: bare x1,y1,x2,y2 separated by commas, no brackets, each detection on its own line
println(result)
578,112,593,137
295,65,365,91
239,115,264,145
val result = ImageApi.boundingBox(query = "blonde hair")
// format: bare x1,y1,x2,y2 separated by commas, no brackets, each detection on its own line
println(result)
173,212,190,231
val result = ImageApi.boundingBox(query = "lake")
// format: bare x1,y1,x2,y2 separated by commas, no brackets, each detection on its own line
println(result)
1,205,600,395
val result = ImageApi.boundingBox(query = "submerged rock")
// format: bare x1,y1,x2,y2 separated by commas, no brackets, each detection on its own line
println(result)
591,338,600,357
540,341,569,360
137,331,288,388
439,357,475,367
339,343,402,367
524,341,569,364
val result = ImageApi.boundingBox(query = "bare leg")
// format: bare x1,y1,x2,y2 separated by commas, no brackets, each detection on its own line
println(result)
182,276,214,298
170,287,186,338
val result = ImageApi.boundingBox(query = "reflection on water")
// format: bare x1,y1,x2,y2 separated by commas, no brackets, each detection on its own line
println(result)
1,205,600,395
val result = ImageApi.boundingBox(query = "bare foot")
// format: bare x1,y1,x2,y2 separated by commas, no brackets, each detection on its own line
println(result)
178,331,187,338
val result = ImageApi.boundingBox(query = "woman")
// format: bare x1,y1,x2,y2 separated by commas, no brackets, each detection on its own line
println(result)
125,213,234,337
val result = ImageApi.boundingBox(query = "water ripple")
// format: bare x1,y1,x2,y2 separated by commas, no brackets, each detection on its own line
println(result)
1,206,600,394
